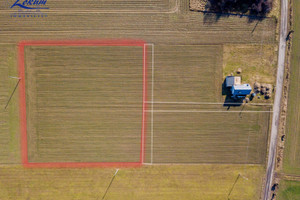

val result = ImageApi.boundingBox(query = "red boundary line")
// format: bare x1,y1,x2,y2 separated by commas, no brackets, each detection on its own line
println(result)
18,39,147,168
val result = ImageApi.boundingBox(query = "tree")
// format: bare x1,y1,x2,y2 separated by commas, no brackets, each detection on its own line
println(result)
206,0,273,15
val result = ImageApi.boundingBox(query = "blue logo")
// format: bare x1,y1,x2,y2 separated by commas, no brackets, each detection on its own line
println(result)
10,0,49,18
11,0,49,10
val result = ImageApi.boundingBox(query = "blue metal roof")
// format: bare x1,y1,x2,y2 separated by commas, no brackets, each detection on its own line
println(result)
231,84,252,96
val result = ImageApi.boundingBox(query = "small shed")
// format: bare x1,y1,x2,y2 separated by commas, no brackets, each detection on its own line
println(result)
225,76,241,87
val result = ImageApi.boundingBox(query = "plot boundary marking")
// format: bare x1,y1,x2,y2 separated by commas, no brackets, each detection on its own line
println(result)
18,39,147,168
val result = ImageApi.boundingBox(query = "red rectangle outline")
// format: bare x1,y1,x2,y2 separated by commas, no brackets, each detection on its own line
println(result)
18,40,147,168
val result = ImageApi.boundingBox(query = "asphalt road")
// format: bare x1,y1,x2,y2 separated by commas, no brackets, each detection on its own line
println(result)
263,0,288,199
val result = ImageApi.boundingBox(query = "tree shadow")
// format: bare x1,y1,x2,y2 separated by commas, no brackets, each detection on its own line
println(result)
201,0,271,24
202,10,267,25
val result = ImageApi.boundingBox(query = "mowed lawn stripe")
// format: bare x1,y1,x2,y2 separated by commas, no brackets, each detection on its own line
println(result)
0,49,10,161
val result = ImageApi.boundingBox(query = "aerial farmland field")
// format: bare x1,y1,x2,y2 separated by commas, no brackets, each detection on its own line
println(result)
0,0,279,199
282,0,300,176
0,45,19,164
0,48,10,161
23,43,145,164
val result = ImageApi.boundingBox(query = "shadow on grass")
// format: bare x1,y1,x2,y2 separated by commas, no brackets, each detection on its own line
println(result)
201,10,267,25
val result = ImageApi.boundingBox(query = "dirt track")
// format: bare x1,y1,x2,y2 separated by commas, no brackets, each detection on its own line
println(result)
263,0,288,199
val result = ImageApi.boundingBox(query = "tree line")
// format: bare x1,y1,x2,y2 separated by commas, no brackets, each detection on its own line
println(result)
206,0,273,15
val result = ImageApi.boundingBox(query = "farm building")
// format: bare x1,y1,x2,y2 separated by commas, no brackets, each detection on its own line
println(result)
225,76,252,99
231,84,252,98
225,76,241,87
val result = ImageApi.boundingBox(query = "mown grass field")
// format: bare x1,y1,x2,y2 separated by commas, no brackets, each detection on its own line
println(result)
223,44,277,85
23,44,271,165
0,165,264,200
0,0,276,45
0,47,10,161
146,109,270,164
282,0,300,175
0,45,20,164
153,45,222,102
277,180,300,200
25,45,144,163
